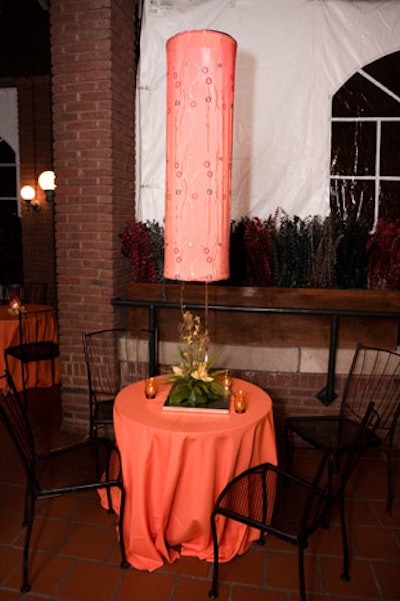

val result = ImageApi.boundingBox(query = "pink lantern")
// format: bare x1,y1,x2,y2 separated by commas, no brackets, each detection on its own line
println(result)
164,29,237,282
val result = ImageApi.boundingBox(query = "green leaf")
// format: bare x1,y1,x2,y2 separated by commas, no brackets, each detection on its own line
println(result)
169,383,192,405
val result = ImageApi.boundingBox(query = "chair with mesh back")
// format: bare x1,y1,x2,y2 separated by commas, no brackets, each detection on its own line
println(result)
4,306,59,403
0,378,128,593
209,410,379,601
83,327,154,441
284,343,400,515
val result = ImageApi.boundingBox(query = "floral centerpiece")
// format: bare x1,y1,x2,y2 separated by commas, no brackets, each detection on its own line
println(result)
166,311,224,407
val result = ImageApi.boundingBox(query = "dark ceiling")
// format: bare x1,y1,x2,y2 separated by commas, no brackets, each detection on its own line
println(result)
0,0,50,78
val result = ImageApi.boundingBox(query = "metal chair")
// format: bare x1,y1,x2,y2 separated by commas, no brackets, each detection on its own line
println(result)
0,378,128,593
83,327,154,441
285,343,400,515
4,306,59,403
209,414,378,601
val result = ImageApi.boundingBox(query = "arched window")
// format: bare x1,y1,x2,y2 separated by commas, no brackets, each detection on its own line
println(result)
330,51,400,230
0,136,17,215
0,136,22,284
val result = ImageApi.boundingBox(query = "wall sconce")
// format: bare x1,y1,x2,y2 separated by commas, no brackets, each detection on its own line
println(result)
20,185,41,212
38,170,56,203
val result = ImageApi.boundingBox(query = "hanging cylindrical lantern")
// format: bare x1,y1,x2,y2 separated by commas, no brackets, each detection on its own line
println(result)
164,29,237,282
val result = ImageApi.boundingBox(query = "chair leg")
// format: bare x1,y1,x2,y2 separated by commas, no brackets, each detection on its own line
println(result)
257,531,266,546
298,545,307,601
21,490,35,593
208,512,220,599
284,422,294,472
321,455,335,529
20,362,28,408
51,357,55,385
339,493,350,582
22,483,31,527
101,444,115,514
385,441,393,517
106,487,114,514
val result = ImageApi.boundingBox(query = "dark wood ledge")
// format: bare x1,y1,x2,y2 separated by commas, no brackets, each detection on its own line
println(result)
114,283,400,350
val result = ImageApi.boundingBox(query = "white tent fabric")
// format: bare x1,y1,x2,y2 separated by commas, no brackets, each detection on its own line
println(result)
135,0,400,223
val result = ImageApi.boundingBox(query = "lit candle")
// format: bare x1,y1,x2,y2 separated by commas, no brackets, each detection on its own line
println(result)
222,370,232,392
145,377,158,399
9,298,21,311
233,390,247,413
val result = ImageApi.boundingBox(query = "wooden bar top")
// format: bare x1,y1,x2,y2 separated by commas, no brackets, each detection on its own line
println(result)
125,283,400,314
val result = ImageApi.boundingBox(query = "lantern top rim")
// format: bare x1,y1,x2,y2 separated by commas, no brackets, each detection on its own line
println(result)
167,29,237,48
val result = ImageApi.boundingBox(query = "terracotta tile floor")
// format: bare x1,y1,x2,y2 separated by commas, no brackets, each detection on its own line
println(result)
0,388,399,600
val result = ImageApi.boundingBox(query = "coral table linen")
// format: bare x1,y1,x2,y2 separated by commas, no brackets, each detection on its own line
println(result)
0,304,60,391
109,376,277,571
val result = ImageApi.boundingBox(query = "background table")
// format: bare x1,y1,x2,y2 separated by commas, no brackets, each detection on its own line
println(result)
0,304,60,391
108,376,277,571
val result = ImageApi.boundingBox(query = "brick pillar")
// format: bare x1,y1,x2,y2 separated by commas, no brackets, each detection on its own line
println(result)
50,0,137,432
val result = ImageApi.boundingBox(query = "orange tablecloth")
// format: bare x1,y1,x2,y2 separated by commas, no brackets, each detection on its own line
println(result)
107,376,277,571
0,304,60,392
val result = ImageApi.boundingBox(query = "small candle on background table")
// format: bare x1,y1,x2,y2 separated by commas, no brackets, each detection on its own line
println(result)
9,299,21,310
145,377,158,399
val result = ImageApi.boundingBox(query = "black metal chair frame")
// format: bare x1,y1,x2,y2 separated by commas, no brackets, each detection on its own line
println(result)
284,343,400,515
209,425,376,601
83,327,154,442
4,307,59,404
0,377,129,593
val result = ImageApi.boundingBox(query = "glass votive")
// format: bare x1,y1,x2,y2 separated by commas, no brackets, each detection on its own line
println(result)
9,298,21,310
222,370,232,392
233,389,247,413
8,284,21,310
144,377,157,399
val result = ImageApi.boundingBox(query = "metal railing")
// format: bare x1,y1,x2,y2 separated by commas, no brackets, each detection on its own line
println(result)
112,296,400,406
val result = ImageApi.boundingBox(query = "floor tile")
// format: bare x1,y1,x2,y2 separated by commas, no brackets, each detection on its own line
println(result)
114,569,175,601
0,509,25,545
319,556,380,598
265,549,322,594
372,561,400,600
0,546,22,585
232,586,287,601
59,523,118,561
173,576,225,601
216,546,265,586
23,516,73,554
351,526,400,560
55,561,123,601
5,552,75,596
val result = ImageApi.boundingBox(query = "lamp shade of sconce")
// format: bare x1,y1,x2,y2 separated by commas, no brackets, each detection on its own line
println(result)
20,185,41,212
164,29,237,282
20,185,35,202
38,170,56,203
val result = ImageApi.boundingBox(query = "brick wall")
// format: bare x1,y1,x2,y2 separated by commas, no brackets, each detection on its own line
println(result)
50,0,137,432
238,370,343,446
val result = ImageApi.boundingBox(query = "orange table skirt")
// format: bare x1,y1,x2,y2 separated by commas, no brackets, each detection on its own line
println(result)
100,376,277,571
0,304,60,392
